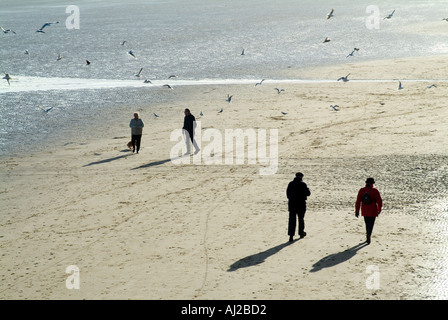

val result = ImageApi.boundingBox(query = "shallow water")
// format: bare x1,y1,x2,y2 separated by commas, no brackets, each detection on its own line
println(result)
1,0,448,156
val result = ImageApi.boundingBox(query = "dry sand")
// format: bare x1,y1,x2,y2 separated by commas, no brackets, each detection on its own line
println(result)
1,55,447,300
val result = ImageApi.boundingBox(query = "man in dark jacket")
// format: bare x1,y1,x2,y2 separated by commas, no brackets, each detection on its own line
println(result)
182,108,200,155
287,172,311,242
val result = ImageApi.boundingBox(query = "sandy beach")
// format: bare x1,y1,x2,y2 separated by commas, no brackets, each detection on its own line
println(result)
1,54,447,300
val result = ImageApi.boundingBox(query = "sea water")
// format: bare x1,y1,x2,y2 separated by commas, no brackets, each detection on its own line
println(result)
1,0,447,156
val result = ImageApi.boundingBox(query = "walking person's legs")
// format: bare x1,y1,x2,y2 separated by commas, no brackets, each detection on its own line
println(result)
288,211,297,242
298,207,306,238
135,134,142,153
364,216,376,244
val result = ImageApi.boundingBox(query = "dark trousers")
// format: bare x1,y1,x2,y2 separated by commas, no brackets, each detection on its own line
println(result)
131,134,142,152
288,207,306,236
364,216,376,237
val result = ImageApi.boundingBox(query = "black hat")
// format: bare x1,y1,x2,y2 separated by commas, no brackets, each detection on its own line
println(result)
366,177,375,184
296,172,304,178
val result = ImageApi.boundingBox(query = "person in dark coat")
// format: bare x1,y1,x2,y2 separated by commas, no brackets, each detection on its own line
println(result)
182,108,200,155
287,172,311,242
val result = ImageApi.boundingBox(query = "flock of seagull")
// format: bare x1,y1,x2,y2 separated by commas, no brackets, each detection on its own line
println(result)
2,8,445,116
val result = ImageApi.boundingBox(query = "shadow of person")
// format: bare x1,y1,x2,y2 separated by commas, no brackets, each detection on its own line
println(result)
228,240,299,272
310,242,368,273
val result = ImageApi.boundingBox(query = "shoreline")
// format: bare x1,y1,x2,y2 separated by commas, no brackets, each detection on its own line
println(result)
1,54,447,299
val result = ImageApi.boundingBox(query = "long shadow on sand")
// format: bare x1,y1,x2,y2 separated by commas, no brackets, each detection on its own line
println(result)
228,240,299,272
131,155,188,170
310,242,368,273
83,153,132,167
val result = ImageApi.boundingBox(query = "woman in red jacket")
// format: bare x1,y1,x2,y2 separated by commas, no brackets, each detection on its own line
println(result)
355,177,383,244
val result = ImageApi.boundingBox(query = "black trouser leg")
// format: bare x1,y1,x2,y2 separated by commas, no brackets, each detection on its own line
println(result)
288,207,306,236
132,134,142,152
364,216,376,242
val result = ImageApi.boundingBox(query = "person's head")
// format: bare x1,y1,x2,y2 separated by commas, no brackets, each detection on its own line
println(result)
295,172,304,180
365,177,375,185
133,112,140,119
184,108,191,116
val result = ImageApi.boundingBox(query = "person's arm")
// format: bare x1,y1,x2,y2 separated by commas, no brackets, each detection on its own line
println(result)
376,190,383,214
130,119,135,128
355,189,362,217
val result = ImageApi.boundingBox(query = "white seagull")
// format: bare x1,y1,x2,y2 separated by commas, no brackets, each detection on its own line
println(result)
200,111,203,116
128,50,137,59
36,21,59,33
337,73,350,82
323,37,331,43
226,94,233,103
153,113,159,117
24,49,29,55
384,10,395,20
135,68,143,78
274,88,285,94
327,8,334,20
3,73,12,85
143,79,152,83
1,26,16,34
443,18,448,22
163,84,173,89
38,106,54,113
398,80,403,90
255,79,265,86
218,108,223,113
330,105,340,111
121,41,127,46
57,53,63,61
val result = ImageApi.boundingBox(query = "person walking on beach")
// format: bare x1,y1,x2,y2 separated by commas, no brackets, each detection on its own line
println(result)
355,177,383,244
129,112,144,153
182,108,200,155
287,172,311,242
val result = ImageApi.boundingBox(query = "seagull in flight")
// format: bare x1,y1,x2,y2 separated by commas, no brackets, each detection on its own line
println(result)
426,84,437,89
327,8,334,20
135,68,143,78
3,73,12,85
163,84,173,89
255,79,265,86
86,59,91,65
443,18,448,22
337,73,350,82
226,94,233,103
38,106,54,113
57,53,63,61
330,105,340,111
24,49,30,55
274,88,285,94
398,80,403,90
241,48,245,56
200,111,203,116
346,48,359,58
36,21,59,33
121,41,127,46
384,10,395,20
168,75,178,79
323,37,331,43
218,108,223,113
153,113,159,117
128,50,137,59
143,79,152,83
1,26,16,34
281,111,287,115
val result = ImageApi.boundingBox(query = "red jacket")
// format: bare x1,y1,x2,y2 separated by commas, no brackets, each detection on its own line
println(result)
355,185,383,217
